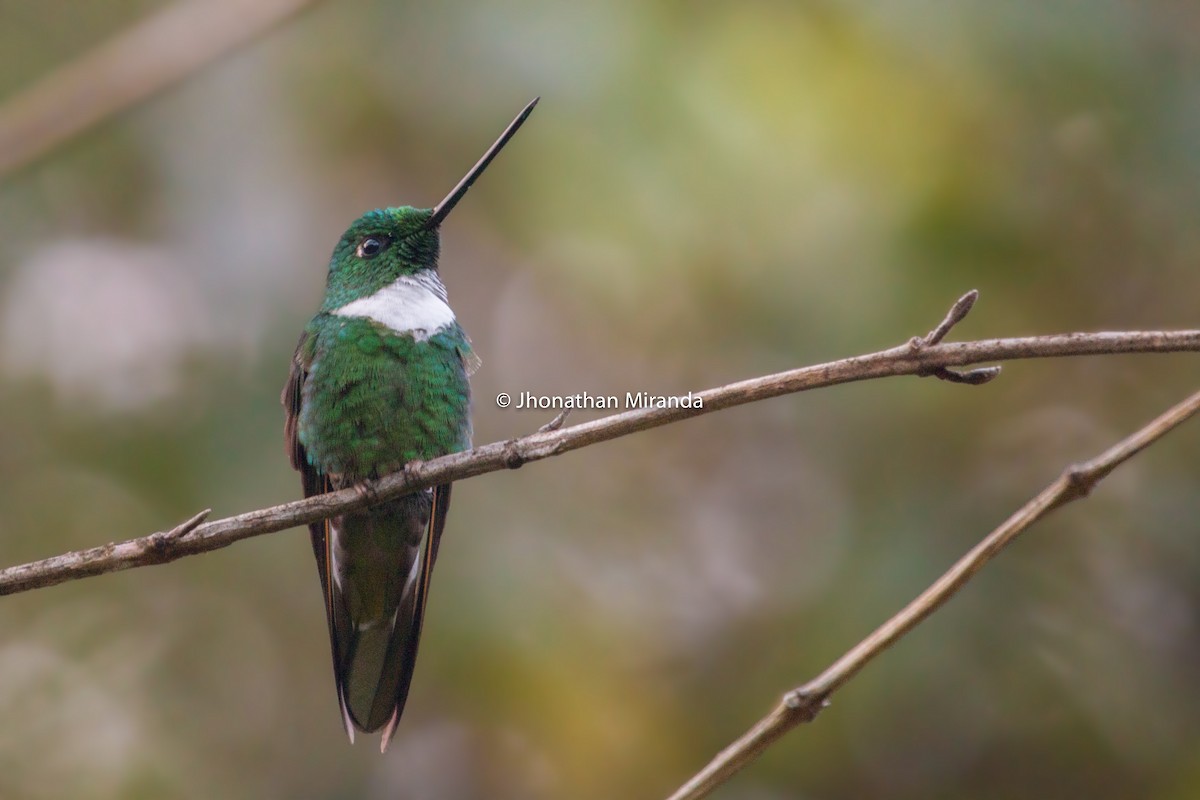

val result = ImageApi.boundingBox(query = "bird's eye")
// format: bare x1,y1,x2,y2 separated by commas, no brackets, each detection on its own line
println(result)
356,236,390,259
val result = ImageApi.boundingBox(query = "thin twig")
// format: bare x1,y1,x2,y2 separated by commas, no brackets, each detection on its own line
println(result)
921,289,978,346
537,408,572,433
0,0,322,177
663,387,1200,800
1,314,1198,595
154,508,211,543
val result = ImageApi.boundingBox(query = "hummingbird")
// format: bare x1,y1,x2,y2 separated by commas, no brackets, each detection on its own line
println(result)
282,99,537,752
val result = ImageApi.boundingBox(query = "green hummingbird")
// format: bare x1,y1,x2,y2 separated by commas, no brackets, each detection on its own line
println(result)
282,99,537,752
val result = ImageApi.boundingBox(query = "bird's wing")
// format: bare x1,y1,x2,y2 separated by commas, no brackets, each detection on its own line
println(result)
282,329,356,741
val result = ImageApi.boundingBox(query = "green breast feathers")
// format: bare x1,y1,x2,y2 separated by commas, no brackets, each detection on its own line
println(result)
296,290,475,480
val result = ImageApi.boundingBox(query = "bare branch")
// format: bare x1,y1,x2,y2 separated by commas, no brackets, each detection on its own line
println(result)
1,315,1198,596
663,387,1200,800
0,0,322,177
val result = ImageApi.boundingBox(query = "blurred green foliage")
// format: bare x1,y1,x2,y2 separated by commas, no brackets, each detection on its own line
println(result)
0,1,1197,798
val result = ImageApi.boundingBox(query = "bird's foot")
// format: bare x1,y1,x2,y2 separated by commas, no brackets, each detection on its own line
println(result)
353,480,379,506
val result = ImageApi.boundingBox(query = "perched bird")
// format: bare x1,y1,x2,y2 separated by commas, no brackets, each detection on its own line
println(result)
282,99,537,751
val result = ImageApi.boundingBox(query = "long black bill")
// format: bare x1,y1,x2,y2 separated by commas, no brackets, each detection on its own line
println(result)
424,97,539,230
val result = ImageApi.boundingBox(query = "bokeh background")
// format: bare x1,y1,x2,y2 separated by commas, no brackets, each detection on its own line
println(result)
1,2,1198,798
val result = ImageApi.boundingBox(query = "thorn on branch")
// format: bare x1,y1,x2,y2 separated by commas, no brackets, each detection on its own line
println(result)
537,409,571,433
